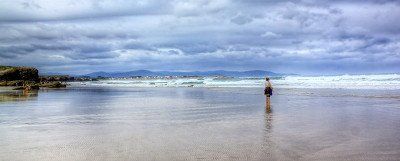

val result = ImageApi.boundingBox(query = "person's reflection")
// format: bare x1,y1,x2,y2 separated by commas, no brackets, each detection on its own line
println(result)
264,107,273,132
260,105,275,159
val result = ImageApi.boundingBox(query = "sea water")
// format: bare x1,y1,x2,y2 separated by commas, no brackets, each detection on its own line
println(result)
73,74,400,89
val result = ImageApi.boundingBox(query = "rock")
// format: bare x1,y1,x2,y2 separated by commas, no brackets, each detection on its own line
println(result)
0,66,67,89
12,87,25,90
0,80,24,86
40,75,73,82
0,66,39,82
27,85,40,90
40,82,67,88
12,83,40,90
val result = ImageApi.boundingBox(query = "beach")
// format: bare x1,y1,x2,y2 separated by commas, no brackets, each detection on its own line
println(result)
1,85,399,161
1,0,399,160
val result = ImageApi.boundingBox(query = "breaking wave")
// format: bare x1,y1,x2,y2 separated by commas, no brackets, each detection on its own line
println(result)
71,74,400,89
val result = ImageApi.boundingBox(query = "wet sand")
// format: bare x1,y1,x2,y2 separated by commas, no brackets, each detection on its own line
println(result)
0,87,399,160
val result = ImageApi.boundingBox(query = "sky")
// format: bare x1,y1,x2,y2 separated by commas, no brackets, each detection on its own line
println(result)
0,0,399,75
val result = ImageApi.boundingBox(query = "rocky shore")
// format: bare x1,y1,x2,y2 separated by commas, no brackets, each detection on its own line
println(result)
0,66,67,90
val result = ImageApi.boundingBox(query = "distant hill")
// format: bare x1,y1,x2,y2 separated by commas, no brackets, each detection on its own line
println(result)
84,70,287,78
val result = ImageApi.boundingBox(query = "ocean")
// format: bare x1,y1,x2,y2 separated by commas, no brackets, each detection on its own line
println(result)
73,74,400,89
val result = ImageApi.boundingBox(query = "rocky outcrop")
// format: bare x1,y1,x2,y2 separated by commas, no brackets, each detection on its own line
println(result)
40,75,73,82
0,66,66,90
40,82,66,88
0,66,39,82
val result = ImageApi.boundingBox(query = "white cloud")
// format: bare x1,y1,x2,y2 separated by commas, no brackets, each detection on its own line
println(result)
261,32,281,38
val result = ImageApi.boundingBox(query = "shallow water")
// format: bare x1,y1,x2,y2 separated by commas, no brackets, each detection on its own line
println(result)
0,87,400,161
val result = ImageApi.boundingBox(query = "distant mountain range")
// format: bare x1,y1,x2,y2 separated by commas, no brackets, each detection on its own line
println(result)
84,70,290,78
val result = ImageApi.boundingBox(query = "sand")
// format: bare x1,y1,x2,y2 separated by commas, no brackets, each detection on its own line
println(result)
0,87,399,160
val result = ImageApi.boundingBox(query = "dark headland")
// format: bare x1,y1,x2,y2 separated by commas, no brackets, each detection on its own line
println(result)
0,66,67,90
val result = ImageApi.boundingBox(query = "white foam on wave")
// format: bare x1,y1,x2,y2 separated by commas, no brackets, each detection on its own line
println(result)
71,74,400,89
276,74,400,89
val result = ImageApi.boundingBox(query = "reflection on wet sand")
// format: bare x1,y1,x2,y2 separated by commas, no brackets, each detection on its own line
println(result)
0,89,38,102
261,105,276,159
264,107,273,131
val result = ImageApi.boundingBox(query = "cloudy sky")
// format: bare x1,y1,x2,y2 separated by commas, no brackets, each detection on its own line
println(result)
0,0,399,75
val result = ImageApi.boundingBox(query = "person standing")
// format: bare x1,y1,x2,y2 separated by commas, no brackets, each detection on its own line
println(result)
264,77,273,111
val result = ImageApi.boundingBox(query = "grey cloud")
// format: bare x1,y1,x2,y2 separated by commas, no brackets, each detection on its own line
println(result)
0,0,172,22
31,44,72,51
230,14,253,25
77,44,111,54
123,42,156,51
65,52,119,60
62,43,119,60
20,1,42,11
0,0,399,74
156,42,221,54
0,45,34,57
